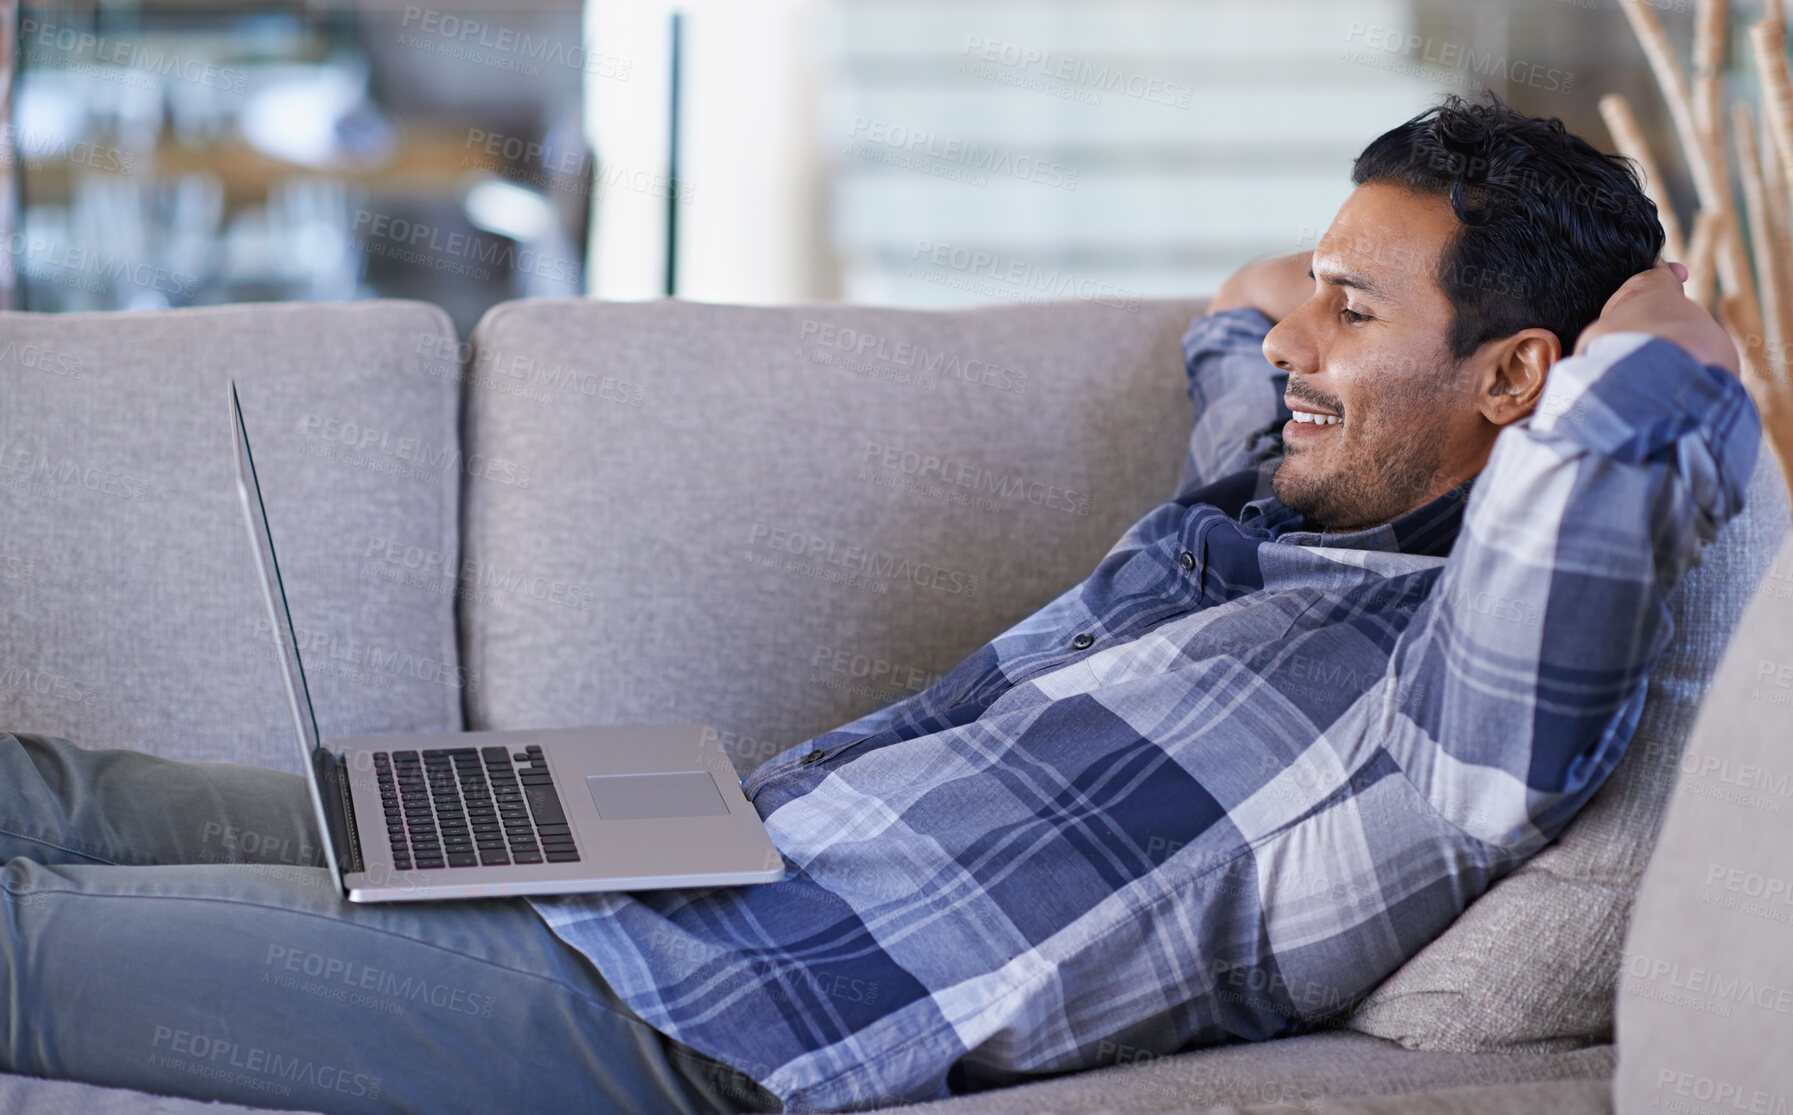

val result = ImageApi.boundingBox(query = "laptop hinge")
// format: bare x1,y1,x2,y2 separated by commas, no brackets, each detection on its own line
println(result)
314,748,366,876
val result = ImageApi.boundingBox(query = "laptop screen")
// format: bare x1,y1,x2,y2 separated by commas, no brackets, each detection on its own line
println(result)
230,381,324,761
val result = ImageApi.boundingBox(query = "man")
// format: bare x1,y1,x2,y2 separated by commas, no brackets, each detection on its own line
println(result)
0,92,1761,1114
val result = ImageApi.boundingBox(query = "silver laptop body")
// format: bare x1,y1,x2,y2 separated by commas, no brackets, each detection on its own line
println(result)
230,381,784,902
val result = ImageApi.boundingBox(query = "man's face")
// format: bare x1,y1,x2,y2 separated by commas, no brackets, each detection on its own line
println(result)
1262,182,1500,533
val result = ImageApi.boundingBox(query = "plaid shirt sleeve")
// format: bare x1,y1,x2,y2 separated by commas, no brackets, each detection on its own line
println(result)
1379,330,1760,852
1175,306,1293,500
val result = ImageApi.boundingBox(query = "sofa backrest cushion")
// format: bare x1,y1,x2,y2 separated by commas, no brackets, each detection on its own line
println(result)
0,302,465,770
456,296,1201,775
1344,445,1791,1050
1614,533,1793,1111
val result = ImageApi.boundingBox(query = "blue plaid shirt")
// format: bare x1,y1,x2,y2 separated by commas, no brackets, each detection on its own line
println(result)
529,308,1760,1113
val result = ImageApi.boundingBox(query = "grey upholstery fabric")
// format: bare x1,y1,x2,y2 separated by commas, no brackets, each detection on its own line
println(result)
876,1031,1613,1114
0,1040,1609,1115
1345,447,1791,1052
0,1072,325,1115
1188,1078,1610,1115
1614,535,1793,1113
0,302,465,771
457,297,1203,775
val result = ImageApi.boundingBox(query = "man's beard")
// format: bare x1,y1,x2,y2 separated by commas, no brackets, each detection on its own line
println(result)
1270,377,1464,534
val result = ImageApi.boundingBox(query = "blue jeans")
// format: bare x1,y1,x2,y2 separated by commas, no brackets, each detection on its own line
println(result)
0,731,784,1114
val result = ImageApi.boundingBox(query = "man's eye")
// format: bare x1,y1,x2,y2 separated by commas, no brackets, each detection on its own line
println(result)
1340,307,1373,324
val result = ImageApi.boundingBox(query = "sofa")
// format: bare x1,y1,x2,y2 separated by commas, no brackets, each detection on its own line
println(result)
0,294,1788,1114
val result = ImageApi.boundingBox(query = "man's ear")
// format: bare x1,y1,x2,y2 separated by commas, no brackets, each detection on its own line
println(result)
1474,327,1560,426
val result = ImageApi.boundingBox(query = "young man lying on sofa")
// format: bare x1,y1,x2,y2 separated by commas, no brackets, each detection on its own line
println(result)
0,91,1766,1115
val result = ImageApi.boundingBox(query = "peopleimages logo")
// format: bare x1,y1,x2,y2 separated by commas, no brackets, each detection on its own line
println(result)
0,338,87,379
859,440,1090,516
350,211,582,285
797,320,1031,393
148,1027,380,1100
362,537,598,612
399,6,632,81
5,233,201,297
0,440,151,502
298,414,532,488
908,240,1143,311
846,117,1079,190
411,335,646,406
1625,952,1793,1016
959,36,1194,109
18,18,250,92
745,522,981,597
0,664,96,707
1,123,135,173
252,616,479,692
264,945,496,1018
1652,1068,1787,1114
1342,22,1574,93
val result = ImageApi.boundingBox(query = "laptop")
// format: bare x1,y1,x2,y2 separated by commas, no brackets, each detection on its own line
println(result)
229,380,785,902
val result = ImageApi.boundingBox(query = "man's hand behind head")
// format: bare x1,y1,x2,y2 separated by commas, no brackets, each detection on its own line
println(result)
1572,260,1740,377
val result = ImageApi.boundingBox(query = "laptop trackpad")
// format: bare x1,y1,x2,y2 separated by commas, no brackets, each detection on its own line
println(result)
586,771,729,820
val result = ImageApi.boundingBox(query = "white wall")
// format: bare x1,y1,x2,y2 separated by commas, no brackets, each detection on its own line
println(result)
583,0,826,303
585,0,1457,306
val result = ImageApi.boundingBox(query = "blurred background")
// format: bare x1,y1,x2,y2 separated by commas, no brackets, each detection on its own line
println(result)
0,0,1773,335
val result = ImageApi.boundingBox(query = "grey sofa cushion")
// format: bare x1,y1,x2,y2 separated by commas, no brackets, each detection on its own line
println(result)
0,1071,325,1115
1190,1078,1610,1115
1614,534,1793,1113
875,1031,1613,1114
457,296,1201,775
0,302,465,770
1345,445,1791,1050
0,1038,1607,1115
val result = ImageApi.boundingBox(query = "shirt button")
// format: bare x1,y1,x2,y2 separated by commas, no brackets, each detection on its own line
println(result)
801,749,826,764
1178,550,1196,571
1071,633,1094,650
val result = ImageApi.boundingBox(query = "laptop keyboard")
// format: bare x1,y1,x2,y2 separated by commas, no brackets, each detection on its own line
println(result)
373,744,581,871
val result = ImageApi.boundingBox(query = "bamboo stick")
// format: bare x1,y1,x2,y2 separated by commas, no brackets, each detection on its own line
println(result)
1621,0,1761,339
1750,18,1793,227
1761,107,1791,271
1734,102,1787,384
1763,113,1793,395
1718,291,1771,388
1719,293,1787,498
1763,59,1793,398
1686,208,1722,309
1600,93,1687,260
1693,0,1728,186
1620,0,1728,210
1718,235,1766,362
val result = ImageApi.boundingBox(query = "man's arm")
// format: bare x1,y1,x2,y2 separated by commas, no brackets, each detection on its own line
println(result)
1175,252,1313,500
1378,266,1758,852
1208,250,1314,321
1581,259,1793,500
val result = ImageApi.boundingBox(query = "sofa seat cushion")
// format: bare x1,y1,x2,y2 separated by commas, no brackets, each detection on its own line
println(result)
872,1031,1613,1113
0,1070,325,1114
1191,1078,1610,1115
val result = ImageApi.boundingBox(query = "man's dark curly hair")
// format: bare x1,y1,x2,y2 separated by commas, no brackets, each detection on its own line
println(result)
1350,91,1666,361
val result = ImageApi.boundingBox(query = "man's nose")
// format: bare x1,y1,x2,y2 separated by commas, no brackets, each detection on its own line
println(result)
1261,315,1310,374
